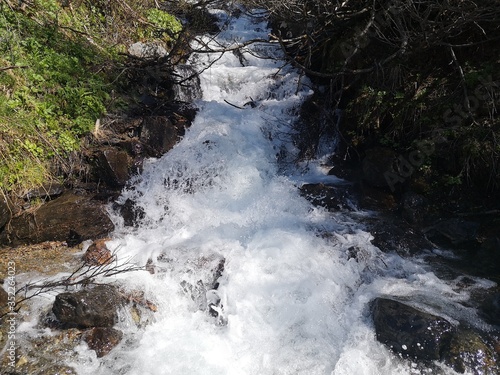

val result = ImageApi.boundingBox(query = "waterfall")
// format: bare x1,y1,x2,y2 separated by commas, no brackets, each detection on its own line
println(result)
69,6,474,375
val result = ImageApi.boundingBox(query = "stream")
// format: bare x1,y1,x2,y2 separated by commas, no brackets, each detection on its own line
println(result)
57,5,495,375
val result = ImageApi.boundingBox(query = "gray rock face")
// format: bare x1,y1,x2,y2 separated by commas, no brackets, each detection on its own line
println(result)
52,285,122,328
128,42,167,59
372,298,455,361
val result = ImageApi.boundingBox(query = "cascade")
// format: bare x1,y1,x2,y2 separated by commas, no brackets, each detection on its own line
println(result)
62,5,495,375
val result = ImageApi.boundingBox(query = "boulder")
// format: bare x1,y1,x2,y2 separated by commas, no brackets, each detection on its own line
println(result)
140,116,180,157
24,182,64,201
96,149,130,188
82,327,123,357
1,192,114,246
82,239,114,266
52,285,122,328
372,298,455,361
128,42,167,59
424,218,480,248
442,329,498,374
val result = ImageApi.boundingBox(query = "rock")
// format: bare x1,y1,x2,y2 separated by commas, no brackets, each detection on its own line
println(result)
478,292,500,326
442,329,498,374
0,196,11,229
362,147,399,188
299,183,352,211
372,298,455,361
112,198,145,227
140,116,181,158
52,285,122,328
128,42,167,59
359,184,397,211
96,149,130,188
24,182,65,201
82,239,114,266
424,218,480,248
82,327,123,357
1,192,114,246
401,191,428,225
172,64,202,102
475,236,500,280
0,286,8,315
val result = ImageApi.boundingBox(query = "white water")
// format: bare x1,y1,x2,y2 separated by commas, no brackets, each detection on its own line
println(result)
66,6,486,375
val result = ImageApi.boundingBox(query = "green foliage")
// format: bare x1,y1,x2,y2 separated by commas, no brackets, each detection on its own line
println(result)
0,0,182,193
146,8,182,40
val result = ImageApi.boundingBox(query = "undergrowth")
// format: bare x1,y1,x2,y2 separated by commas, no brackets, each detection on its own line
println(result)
0,0,182,194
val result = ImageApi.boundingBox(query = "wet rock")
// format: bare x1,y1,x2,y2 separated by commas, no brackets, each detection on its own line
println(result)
0,196,11,229
478,292,500,326
173,64,202,102
362,147,399,188
424,218,480,248
82,327,123,357
173,253,225,311
372,298,455,361
97,149,130,188
1,192,114,246
52,285,122,328
442,329,498,374
401,191,428,225
359,184,397,211
112,198,145,227
82,238,114,266
299,183,353,211
24,182,65,201
140,116,181,157
475,236,500,280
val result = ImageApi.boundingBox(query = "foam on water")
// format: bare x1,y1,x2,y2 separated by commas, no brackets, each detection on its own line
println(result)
67,6,471,375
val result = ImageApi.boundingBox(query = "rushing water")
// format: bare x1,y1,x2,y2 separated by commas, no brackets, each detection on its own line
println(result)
66,5,491,375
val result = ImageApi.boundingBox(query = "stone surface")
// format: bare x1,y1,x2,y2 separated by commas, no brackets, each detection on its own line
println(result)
82,327,123,357
372,298,455,361
0,196,11,229
0,192,114,246
52,285,122,328
128,42,167,59
442,329,498,374
24,182,65,201
140,116,180,157
97,149,130,188
424,218,480,248
299,183,352,211
401,191,428,225
82,238,114,266
112,198,145,227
